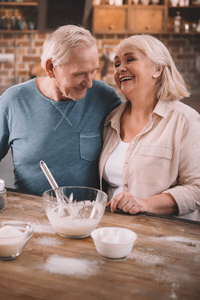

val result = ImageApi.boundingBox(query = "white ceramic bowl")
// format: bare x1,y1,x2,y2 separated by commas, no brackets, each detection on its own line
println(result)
42,186,107,239
91,227,137,260
0,220,34,260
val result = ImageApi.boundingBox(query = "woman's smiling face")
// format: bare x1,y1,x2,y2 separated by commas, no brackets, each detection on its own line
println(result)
114,46,156,99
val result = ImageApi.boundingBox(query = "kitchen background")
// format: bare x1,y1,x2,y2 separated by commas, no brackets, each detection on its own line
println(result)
0,0,200,187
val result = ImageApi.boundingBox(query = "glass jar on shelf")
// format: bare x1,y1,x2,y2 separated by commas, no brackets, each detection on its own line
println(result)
174,11,181,33
0,16,9,30
197,20,200,33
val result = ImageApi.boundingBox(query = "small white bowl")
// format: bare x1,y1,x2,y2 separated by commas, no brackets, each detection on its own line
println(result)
91,227,137,260
0,220,34,260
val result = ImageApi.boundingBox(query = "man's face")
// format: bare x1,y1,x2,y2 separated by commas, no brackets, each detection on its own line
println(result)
52,46,99,101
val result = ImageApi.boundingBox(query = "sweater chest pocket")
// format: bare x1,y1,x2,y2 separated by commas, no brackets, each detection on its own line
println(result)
80,132,102,161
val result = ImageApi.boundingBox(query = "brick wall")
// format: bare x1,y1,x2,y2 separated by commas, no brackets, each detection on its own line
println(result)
0,32,48,89
0,32,200,99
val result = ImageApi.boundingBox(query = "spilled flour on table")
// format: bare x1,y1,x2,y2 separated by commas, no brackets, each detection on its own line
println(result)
169,283,179,299
32,222,55,234
11,203,25,210
41,254,100,277
150,236,200,248
128,250,164,266
35,236,63,247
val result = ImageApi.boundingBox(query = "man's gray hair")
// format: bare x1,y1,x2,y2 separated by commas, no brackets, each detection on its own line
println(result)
41,25,97,70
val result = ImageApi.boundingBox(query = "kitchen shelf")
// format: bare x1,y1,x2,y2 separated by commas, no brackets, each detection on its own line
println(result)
0,2,38,6
92,0,200,35
0,30,37,33
0,1,38,32
168,5,200,7
0,1,39,84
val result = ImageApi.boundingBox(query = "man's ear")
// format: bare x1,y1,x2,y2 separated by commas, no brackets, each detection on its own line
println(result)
46,59,54,78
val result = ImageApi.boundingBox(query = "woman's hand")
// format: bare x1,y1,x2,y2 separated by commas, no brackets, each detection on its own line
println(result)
107,191,149,215
107,192,178,216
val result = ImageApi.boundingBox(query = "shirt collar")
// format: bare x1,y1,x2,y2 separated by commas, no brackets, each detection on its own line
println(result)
153,100,171,118
105,99,171,129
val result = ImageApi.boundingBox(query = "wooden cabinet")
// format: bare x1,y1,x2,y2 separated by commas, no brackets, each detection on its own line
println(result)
92,0,200,35
93,5,128,33
129,6,166,33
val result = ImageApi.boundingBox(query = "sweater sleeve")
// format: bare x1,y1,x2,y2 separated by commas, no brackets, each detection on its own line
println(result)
0,98,10,160
108,87,123,113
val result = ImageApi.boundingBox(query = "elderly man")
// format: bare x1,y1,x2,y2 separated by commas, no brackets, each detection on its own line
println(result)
0,25,122,194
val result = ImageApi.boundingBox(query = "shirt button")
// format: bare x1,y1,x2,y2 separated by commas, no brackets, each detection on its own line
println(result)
124,184,128,188
132,140,135,145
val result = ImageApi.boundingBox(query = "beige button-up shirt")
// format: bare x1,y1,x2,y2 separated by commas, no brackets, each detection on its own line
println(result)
99,100,200,221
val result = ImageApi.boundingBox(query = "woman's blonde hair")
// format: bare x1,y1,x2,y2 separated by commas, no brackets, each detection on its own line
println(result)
116,34,190,101
41,25,97,70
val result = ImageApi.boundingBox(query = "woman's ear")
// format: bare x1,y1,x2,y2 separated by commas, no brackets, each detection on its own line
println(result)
46,59,54,78
152,65,163,79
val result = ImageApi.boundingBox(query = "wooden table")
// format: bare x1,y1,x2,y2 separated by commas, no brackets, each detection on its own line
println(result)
0,190,200,300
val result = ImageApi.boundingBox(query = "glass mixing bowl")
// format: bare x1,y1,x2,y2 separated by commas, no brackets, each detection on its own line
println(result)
42,186,107,239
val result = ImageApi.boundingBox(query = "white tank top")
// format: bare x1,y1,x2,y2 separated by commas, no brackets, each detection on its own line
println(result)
103,138,129,200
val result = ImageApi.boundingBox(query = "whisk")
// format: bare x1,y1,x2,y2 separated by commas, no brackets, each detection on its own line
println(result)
40,161,84,219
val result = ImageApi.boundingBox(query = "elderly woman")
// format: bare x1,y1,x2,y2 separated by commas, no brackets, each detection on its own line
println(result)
99,34,200,221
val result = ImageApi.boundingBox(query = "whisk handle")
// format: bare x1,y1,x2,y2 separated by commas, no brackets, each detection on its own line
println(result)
40,160,59,191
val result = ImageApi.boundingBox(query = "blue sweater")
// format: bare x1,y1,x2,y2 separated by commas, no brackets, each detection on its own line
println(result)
0,79,122,194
